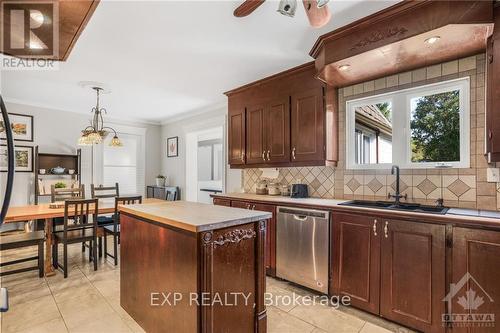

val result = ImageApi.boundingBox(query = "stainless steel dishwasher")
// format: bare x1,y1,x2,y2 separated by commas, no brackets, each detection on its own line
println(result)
276,206,330,293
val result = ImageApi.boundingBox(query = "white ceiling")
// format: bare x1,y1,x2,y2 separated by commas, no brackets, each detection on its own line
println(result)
1,0,400,124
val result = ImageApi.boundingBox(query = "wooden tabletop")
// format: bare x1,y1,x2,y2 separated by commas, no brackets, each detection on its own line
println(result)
4,198,164,223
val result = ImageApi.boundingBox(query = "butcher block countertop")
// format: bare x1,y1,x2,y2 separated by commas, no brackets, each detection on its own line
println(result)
119,200,272,232
212,193,500,230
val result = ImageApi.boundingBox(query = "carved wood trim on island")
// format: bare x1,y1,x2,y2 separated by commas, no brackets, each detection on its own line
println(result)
119,201,270,333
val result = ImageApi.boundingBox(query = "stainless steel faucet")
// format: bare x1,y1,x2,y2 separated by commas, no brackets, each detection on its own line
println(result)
388,165,407,205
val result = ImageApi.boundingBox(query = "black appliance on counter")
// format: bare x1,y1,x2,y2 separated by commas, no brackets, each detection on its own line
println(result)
290,184,308,198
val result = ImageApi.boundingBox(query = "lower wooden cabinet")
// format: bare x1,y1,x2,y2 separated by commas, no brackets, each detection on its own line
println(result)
380,218,446,333
227,199,277,276
332,213,380,314
332,212,446,333
451,227,500,333
212,198,231,207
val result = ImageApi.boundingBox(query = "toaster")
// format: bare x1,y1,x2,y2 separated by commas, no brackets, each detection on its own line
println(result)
291,184,308,198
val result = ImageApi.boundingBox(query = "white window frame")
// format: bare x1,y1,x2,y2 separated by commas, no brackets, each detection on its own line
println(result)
346,77,470,170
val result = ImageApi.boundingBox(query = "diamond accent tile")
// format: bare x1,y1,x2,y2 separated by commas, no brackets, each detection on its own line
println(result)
448,179,471,197
346,178,361,192
310,178,321,191
368,178,383,193
391,180,408,193
417,178,438,196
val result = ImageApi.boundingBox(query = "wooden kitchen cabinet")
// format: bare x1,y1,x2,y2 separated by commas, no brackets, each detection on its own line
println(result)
380,218,446,333
265,97,290,163
246,104,266,165
486,6,500,162
291,87,325,163
230,200,277,276
228,108,246,165
226,62,326,168
332,212,381,314
212,198,231,207
332,212,446,333
451,227,500,333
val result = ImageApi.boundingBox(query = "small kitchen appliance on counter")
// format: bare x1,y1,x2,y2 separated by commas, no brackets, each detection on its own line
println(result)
291,183,308,198
256,179,268,195
268,181,281,196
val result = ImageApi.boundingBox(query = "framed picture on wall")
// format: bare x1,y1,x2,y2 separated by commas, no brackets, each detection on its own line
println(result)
0,113,34,142
167,136,178,157
0,145,34,172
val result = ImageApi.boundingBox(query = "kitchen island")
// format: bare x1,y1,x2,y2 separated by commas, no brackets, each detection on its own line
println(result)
118,201,272,333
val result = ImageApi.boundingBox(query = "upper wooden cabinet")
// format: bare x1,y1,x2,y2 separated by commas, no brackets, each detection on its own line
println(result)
486,6,500,162
226,62,328,168
228,108,246,165
291,88,324,163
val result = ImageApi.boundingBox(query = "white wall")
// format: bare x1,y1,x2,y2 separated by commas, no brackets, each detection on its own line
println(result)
161,107,242,200
1,102,161,206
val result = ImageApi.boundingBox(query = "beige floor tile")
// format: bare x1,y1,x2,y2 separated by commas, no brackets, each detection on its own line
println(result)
360,322,393,333
68,312,131,333
57,292,116,330
289,303,365,333
16,318,68,333
267,283,300,312
311,329,328,333
1,295,61,333
9,283,52,306
267,307,315,333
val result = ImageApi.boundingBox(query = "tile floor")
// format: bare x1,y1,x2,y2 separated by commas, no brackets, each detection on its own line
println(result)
0,241,414,333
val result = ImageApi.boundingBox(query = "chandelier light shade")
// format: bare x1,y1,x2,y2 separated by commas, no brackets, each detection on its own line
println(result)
78,87,122,147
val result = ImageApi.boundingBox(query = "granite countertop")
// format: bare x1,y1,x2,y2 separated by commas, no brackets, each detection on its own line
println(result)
119,200,272,232
212,193,500,229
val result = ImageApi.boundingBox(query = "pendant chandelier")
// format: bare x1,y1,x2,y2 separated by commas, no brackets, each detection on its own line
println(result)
78,87,122,147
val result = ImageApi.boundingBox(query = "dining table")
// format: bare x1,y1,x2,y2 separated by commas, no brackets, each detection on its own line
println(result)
3,198,163,276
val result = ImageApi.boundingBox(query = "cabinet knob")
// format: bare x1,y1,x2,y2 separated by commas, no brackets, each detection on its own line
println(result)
373,219,378,236
384,221,389,238
292,147,296,160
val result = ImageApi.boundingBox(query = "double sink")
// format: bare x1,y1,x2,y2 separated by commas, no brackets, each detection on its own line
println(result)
340,200,449,215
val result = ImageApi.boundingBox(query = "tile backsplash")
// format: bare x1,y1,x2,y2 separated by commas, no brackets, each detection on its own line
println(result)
242,54,500,210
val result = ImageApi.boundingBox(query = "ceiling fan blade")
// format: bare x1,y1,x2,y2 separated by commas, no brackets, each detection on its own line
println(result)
234,0,266,17
302,0,331,28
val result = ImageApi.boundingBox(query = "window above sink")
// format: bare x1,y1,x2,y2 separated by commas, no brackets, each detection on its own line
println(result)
346,77,470,170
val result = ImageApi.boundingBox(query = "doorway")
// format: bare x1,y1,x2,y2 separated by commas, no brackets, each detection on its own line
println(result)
185,126,224,203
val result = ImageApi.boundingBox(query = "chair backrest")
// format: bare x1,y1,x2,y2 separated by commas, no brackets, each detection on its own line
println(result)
63,198,98,234
165,187,179,201
91,183,119,199
51,185,85,203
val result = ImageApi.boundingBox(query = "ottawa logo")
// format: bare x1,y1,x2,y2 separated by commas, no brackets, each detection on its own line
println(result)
442,272,495,328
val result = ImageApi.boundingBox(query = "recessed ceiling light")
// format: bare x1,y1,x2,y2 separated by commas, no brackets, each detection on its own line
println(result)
338,64,350,71
425,36,441,45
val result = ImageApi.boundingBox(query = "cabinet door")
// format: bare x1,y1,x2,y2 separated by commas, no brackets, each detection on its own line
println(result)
231,200,252,209
265,98,290,163
246,104,266,165
228,108,246,165
291,88,324,163
213,198,231,207
452,227,500,333
254,203,276,277
486,8,500,162
332,212,381,314
380,219,446,333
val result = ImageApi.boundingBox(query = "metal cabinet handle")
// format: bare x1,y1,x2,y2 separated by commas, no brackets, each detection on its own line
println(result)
373,219,377,236
267,150,270,161
292,147,296,160
262,151,266,161
252,205,256,210
241,152,245,162
384,221,389,238
246,204,251,209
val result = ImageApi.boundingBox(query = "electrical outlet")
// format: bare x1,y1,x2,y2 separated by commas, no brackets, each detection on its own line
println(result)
487,168,500,182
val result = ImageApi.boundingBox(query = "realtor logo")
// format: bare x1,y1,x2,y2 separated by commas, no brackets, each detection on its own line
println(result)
442,272,495,328
1,1,58,59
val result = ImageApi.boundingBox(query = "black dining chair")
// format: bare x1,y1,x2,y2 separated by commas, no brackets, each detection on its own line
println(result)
53,198,99,278
91,183,119,226
165,187,179,201
103,196,142,265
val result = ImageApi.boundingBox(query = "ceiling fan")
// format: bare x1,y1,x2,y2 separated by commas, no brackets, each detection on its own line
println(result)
234,0,331,28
